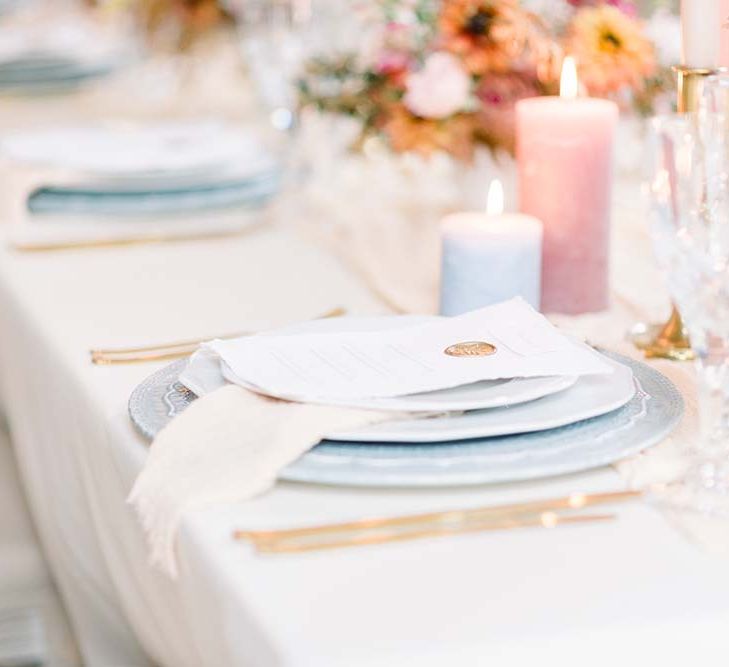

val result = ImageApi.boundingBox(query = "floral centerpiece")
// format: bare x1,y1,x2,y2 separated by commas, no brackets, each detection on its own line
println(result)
298,0,674,159
286,0,679,313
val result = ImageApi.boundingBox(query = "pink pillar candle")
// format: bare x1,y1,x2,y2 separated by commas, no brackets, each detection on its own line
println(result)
516,96,618,315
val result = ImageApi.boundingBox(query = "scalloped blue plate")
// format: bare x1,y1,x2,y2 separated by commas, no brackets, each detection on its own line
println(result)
129,351,683,488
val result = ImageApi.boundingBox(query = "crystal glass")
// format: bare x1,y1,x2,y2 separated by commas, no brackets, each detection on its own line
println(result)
227,0,361,133
229,0,307,132
649,111,729,508
702,72,729,115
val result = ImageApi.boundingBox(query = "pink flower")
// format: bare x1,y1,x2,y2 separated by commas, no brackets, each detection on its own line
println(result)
366,22,416,78
476,71,540,152
375,50,412,76
403,52,471,119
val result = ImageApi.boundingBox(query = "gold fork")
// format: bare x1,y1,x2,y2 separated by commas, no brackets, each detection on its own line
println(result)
90,306,347,365
235,489,638,554
245,512,617,554
10,225,263,254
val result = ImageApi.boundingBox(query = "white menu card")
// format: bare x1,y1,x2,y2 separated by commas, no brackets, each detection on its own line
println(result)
205,299,613,402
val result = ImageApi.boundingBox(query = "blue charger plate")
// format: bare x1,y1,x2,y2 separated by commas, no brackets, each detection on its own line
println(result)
128,351,683,488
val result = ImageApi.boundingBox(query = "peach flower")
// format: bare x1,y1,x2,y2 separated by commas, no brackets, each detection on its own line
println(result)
565,5,656,95
438,0,532,74
382,105,476,160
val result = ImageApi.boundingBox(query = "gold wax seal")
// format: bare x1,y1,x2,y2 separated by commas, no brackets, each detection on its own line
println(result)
444,341,497,357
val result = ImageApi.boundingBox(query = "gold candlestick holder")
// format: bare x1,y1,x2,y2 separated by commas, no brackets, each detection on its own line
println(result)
631,65,722,361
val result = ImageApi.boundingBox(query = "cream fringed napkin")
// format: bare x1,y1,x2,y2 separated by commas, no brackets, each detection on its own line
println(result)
128,384,398,578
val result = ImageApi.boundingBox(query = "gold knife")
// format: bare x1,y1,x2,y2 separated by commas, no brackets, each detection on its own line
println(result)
248,512,617,554
235,489,640,546
90,306,347,365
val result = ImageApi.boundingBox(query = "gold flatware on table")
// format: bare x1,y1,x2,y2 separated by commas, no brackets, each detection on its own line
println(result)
91,347,212,365
248,513,616,554
235,489,639,554
9,225,264,254
90,306,347,365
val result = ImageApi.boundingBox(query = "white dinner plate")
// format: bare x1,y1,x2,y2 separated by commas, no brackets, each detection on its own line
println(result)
330,354,634,442
183,315,580,414
1,121,271,179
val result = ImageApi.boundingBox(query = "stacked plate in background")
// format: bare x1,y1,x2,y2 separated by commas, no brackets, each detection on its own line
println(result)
0,15,129,95
0,120,281,247
3,121,280,216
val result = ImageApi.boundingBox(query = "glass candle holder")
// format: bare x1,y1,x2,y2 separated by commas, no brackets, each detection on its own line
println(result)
650,111,729,511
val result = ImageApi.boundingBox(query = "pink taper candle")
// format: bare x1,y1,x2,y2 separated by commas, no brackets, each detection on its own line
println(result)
681,0,723,67
721,0,729,68
516,58,618,315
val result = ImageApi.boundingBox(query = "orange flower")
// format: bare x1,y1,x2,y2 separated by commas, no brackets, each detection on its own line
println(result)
382,105,476,161
138,0,229,50
438,0,534,75
565,5,656,95
179,0,225,32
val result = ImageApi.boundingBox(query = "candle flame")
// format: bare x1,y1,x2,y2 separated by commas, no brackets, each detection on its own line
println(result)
560,56,578,100
486,179,504,216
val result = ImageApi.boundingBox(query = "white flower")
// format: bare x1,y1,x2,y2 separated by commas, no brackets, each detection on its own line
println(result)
403,52,471,119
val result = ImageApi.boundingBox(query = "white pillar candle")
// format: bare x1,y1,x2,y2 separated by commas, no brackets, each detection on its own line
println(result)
439,180,543,317
682,0,722,68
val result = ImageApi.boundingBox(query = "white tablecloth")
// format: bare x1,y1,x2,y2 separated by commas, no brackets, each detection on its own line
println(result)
0,32,726,663
0,419,80,666
1,144,729,665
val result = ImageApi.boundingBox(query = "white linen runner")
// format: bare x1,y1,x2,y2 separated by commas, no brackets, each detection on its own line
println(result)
128,385,400,577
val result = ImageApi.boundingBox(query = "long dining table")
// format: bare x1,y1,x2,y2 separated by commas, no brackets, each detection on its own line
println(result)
2,92,729,664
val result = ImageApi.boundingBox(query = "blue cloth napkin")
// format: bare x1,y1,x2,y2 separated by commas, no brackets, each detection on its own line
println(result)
27,171,281,217
0,55,118,93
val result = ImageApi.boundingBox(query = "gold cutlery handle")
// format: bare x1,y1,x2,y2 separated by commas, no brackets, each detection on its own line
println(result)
10,225,264,254
90,307,347,365
91,347,201,365
234,489,640,544
248,513,617,554
92,333,250,357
